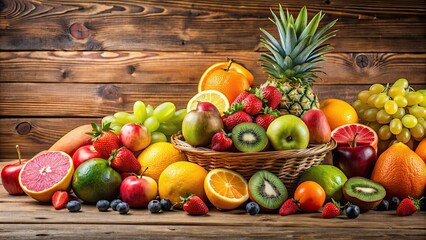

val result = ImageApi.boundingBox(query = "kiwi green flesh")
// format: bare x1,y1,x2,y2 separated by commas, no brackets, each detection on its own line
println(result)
231,123,268,152
248,170,288,210
343,177,386,211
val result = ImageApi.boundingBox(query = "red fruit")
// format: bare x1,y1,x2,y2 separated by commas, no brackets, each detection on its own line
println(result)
180,194,209,215
322,201,340,218
396,197,423,216
232,91,251,105
52,191,69,210
109,147,141,173
1,145,27,195
242,94,263,116
210,130,233,151
224,111,253,132
261,86,282,109
87,122,121,158
279,198,299,216
254,107,280,131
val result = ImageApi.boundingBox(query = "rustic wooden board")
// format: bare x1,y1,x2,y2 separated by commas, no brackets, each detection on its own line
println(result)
0,0,425,52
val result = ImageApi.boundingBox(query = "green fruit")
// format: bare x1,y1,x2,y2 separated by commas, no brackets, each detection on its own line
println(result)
248,170,288,211
266,115,309,150
182,109,223,147
298,165,347,202
232,122,269,152
72,158,122,204
343,177,386,211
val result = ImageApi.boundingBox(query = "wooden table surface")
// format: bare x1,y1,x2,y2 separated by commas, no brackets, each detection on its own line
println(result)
0,162,425,240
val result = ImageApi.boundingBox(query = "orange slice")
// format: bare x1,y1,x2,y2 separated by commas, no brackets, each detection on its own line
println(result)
204,168,249,210
331,123,378,152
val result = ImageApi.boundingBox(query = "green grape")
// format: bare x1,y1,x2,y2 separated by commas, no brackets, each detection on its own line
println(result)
401,114,418,128
405,92,424,106
114,112,132,125
410,123,425,139
384,100,398,115
369,83,385,94
150,132,168,144
143,116,160,132
392,78,409,88
357,90,372,104
109,122,123,135
102,115,116,125
396,128,411,143
409,105,425,118
374,93,389,109
376,109,392,124
393,95,408,108
166,109,188,124
133,100,147,123
153,102,176,123
378,125,392,141
388,86,406,99
418,118,426,131
363,108,379,122
367,94,378,107
418,90,426,107
146,105,154,117
368,121,382,134
392,107,406,119
390,118,403,135
157,122,179,136
352,100,364,111
126,114,140,124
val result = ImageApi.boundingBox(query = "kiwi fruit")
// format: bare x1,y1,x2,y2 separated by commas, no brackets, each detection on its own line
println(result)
231,122,268,152
343,177,386,211
248,170,288,211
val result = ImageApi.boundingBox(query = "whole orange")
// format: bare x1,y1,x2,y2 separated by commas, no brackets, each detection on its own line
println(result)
320,98,358,130
415,139,426,163
371,142,426,199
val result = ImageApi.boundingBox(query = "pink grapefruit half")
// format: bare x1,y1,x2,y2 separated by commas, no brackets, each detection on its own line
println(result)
18,151,74,202
331,123,378,151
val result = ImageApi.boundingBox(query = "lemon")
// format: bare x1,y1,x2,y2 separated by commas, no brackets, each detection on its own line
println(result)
204,168,249,210
137,142,187,183
186,90,230,115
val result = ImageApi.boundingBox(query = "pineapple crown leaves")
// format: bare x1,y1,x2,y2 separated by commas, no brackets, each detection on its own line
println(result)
86,122,114,141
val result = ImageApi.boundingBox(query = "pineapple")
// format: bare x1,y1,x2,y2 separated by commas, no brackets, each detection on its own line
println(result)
260,5,337,117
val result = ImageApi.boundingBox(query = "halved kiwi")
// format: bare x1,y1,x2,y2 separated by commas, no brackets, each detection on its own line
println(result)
248,170,288,211
231,122,268,152
343,177,386,211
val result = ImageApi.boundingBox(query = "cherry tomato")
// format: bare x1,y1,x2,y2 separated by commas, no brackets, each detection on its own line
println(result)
294,181,326,212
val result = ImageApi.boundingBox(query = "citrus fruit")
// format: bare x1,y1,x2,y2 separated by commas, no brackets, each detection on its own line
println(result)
331,123,378,151
198,60,251,103
137,142,187,182
204,168,249,210
186,90,230,115
72,158,122,203
18,151,74,202
158,161,208,207
415,138,426,163
371,142,426,199
298,165,347,202
320,98,358,130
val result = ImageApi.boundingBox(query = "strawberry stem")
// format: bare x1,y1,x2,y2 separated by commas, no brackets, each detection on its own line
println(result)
16,145,22,164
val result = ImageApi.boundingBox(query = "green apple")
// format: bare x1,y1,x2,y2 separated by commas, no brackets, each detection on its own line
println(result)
266,115,309,150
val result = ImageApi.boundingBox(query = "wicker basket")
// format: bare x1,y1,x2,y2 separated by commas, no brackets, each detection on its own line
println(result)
171,132,337,194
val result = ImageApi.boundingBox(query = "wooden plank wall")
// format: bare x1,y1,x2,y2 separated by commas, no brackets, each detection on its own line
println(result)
0,0,425,160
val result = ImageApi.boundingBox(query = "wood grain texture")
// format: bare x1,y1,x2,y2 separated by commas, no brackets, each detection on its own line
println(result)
0,0,425,52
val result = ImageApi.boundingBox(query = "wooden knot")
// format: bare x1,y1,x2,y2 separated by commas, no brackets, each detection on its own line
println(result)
69,23,90,40
16,122,32,135
356,54,369,68
98,84,120,100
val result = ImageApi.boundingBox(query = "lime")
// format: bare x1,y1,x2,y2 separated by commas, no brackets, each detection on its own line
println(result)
72,158,122,204
298,165,347,202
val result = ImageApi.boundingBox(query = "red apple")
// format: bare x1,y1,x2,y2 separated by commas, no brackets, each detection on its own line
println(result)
1,145,27,195
301,109,332,144
120,174,158,208
72,144,103,169
119,123,151,152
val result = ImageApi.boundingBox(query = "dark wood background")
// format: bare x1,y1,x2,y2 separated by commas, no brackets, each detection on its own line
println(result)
0,0,425,160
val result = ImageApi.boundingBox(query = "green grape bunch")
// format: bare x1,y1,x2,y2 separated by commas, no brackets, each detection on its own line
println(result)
352,78,426,145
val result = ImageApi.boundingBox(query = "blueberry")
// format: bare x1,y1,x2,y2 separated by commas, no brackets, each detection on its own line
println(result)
148,200,162,213
346,205,360,219
376,199,389,211
246,202,260,215
110,199,122,211
96,200,110,212
117,202,130,215
160,199,173,211
390,197,400,210
66,200,81,212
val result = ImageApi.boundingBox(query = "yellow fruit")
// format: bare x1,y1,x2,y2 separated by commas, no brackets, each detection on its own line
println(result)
137,142,187,182
204,168,249,210
186,90,230,115
158,161,208,207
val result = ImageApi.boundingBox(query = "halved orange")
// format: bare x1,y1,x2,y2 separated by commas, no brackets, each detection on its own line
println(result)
331,123,378,152
186,90,230,115
204,168,249,210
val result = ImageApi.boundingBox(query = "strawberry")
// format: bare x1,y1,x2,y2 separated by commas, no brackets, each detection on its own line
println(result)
242,93,263,116
210,130,233,151
87,122,121,158
261,86,282,109
180,194,209,215
109,147,141,173
322,200,341,218
232,91,251,105
52,191,69,210
279,198,299,216
396,197,424,216
254,107,280,131
224,110,253,132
